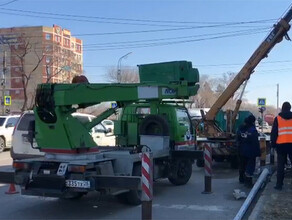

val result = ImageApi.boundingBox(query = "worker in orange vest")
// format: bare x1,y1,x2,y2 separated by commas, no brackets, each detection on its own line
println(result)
271,102,292,190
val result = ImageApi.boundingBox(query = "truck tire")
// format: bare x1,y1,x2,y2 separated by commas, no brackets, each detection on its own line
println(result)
168,159,192,185
196,159,204,168
0,137,6,152
116,164,142,205
139,115,169,136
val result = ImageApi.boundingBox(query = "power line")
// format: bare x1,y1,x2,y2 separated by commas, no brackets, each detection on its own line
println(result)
83,29,268,51
83,27,269,48
0,7,276,27
7,27,266,51
83,59,292,68
0,0,18,7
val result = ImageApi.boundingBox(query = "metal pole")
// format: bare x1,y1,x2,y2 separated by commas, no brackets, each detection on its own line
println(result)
202,143,212,194
261,110,264,133
2,51,6,115
141,150,153,220
259,137,266,166
117,52,132,83
233,168,269,220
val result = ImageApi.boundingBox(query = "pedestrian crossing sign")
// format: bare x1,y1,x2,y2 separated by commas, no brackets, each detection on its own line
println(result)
4,96,11,106
111,102,118,108
257,98,266,107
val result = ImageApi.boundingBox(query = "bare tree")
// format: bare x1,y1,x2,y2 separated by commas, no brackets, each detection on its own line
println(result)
190,75,217,108
107,66,139,83
45,47,78,83
7,36,44,111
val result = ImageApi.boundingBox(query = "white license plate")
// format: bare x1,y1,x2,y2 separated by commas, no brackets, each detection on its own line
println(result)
65,180,90,189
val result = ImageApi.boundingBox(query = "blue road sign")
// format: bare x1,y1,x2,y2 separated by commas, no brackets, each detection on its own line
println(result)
257,98,266,107
111,102,118,108
4,96,11,106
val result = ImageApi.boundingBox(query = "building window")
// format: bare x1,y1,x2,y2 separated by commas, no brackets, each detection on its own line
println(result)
46,56,52,64
45,45,52,52
46,67,51,76
15,78,20,83
55,36,61,42
45,33,51,40
15,90,20,94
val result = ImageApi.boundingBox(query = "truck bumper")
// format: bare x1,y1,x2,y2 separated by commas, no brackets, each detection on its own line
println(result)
13,172,141,198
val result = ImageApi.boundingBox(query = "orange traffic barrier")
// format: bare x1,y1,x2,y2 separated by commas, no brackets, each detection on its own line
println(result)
5,184,19,194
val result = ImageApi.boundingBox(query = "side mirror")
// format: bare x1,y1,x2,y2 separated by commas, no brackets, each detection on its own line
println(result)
5,123,14,128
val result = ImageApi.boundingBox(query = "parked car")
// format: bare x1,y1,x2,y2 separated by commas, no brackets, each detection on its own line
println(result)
10,111,115,160
255,120,271,134
0,115,20,152
101,119,114,132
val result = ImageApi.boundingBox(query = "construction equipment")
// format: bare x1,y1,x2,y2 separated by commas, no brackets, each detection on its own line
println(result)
196,6,292,167
0,61,203,204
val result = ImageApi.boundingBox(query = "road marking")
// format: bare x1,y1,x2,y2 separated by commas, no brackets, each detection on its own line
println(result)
152,204,224,211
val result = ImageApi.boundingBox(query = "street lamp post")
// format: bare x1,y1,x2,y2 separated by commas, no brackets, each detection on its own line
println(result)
117,52,132,83
1,51,6,115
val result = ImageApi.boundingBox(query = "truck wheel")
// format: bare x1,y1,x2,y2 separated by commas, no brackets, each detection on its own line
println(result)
168,159,192,185
116,164,142,205
0,137,6,152
196,159,204,168
139,115,169,136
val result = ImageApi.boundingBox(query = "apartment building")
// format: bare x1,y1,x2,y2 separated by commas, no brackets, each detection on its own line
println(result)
0,25,83,113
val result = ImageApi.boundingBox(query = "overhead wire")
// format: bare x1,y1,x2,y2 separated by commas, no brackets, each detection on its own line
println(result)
0,7,276,27
84,29,269,51
0,0,18,6
83,27,270,48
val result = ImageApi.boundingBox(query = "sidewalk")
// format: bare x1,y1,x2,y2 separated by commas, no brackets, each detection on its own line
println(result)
249,168,292,220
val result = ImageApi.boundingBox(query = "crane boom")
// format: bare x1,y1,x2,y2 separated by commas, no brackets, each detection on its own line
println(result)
204,6,292,137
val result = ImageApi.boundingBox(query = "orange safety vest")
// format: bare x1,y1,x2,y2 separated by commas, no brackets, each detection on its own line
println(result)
276,116,292,144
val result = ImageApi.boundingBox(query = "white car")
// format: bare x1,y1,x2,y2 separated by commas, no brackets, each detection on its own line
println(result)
101,119,114,132
0,115,20,152
10,111,115,160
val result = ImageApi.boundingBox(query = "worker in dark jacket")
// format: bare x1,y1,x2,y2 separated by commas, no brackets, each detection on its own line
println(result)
271,101,292,190
237,114,261,187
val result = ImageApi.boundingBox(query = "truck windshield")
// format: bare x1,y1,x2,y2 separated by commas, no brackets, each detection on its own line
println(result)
0,117,5,126
176,108,193,136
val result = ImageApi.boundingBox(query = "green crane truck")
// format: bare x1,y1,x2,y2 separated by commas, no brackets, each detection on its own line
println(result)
0,61,203,205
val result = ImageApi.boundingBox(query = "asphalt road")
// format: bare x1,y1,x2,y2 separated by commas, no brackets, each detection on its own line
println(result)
0,151,249,220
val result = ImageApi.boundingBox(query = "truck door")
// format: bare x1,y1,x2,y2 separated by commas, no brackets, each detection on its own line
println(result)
175,108,195,150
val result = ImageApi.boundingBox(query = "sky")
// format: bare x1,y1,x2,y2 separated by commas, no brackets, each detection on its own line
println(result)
0,0,291,108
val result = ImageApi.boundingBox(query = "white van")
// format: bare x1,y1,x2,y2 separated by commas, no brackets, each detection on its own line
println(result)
0,115,20,152
10,111,115,160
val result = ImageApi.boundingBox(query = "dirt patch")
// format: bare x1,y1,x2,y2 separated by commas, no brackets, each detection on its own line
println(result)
260,175,292,220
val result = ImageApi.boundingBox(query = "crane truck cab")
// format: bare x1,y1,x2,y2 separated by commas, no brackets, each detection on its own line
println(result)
116,102,195,152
